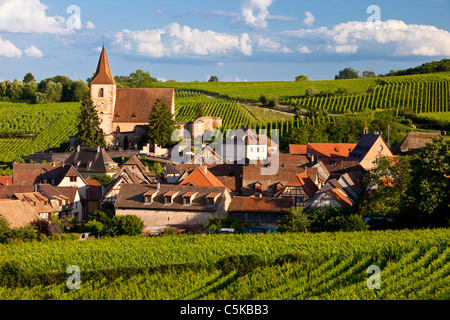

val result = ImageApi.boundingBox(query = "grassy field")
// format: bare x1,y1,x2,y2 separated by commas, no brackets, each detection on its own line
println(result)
0,229,449,300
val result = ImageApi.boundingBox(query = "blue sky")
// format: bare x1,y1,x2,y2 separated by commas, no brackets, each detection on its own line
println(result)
0,0,449,82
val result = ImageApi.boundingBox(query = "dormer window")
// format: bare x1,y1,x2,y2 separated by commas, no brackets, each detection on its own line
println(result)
70,176,77,182
206,192,221,207
183,192,198,206
99,88,104,98
144,189,159,205
163,191,179,205
131,113,137,118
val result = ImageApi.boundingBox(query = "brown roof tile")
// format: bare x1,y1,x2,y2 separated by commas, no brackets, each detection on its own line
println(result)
228,197,293,214
113,88,174,123
91,46,116,85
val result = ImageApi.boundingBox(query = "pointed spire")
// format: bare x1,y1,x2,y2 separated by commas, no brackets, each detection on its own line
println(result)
91,46,116,85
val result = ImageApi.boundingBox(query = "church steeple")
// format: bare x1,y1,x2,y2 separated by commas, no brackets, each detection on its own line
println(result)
91,46,116,85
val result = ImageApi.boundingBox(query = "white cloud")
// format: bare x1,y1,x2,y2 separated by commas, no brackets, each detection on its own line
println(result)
85,21,96,29
113,23,253,58
0,36,21,57
303,11,315,27
240,0,273,28
284,19,450,57
24,45,43,57
217,62,225,67
0,0,71,34
240,33,253,55
256,36,292,53
298,45,311,54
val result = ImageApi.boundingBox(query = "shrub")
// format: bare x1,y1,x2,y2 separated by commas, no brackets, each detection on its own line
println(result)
0,215,11,243
10,225,37,243
84,220,104,236
112,215,144,236
0,260,29,287
216,254,265,277
273,251,311,265
204,216,242,234
277,207,310,233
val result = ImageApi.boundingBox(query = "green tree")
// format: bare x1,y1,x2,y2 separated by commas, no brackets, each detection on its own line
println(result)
295,75,309,82
23,73,35,84
401,139,450,227
360,156,412,223
147,99,176,148
129,69,157,88
84,220,104,237
195,103,205,119
335,68,360,80
76,96,104,148
277,207,310,233
208,75,219,82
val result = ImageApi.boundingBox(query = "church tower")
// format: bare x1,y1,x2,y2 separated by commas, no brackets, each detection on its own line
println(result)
90,46,116,139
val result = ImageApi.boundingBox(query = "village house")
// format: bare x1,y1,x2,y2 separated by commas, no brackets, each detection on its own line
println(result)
346,134,393,171
227,197,293,227
393,132,443,155
115,183,231,232
100,156,157,210
12,162,89,211
0,199,41,229
289,143,357,165
65,146,120,179
305,187,354,211
275,173,319,207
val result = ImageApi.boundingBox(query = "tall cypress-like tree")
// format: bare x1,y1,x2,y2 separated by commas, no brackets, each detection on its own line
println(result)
147,99,176,148
76,96,104,148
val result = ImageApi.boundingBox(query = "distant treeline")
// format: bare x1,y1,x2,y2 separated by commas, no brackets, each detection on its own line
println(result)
0,73,89,104
383,59,450,77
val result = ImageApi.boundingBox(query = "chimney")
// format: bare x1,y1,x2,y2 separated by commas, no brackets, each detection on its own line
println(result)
157,183,160,191
52,161,56,167
77,145,80,152
97,146,101,154
34,184,38,192
204,166,207,174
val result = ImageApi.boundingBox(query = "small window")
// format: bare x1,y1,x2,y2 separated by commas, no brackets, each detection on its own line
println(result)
145,196,152,204
207,198,214,206
99,88,104,98
164,196,172,204
183,197,190,205
116,127,121,133
70,176,77,182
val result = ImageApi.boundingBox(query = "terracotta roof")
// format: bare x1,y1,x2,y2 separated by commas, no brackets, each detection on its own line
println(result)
228,197,293,214
0,186,34,199
0,176,12,186
183,191,198,198
91,46,116,85
144,189,159,196
285,173,319,197
206,192,221,198
289,144,308,155
14,192,55,214
0,200,41,228
179,166,225,188
85,179,101,187
326,188,353,206
113,88,174,123
164,191,179,197
116,184,227,211
308,143,356,159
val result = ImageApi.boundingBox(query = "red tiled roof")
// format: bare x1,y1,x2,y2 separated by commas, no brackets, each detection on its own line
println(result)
144,189,159,196
327,188,353,206
179,166,225,188
113,88,174,123
164,191,178,197
285,173,319,197
183,191,198,198
85,179,101,186
308,143,356,159
207,192,221,198
0,176,12,186
289,144,308,155
91,46,116,85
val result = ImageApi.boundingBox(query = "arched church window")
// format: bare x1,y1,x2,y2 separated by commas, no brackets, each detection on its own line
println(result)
116,127,121,133
99,88,104,98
